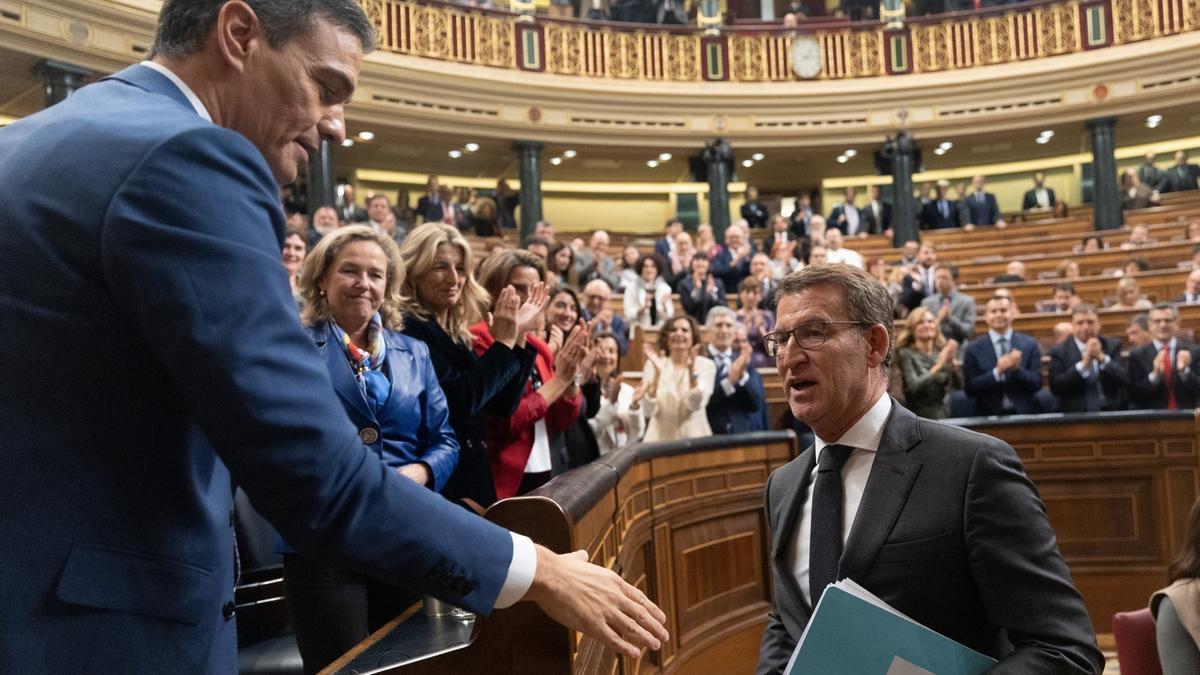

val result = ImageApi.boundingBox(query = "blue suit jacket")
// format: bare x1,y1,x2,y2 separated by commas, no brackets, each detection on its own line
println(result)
962,331,1044,415
705,362,769,434
0,65,512,672
963,191,1002,226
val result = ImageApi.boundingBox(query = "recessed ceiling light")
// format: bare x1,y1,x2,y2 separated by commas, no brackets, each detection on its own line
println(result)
658,152,673,161
356,131,375,141
751,152,765,161
465,142,480,152
448,150,463,158
933,147,947,156
646,160,659,168
836,155,848,164
563,150,577,158
550,157,563,165
341,139,354,147
741,159,754,168
1039,130,1055,138
1146,115,1163,124
938,141,953,150
843,149,857,158
1035,136,1051,145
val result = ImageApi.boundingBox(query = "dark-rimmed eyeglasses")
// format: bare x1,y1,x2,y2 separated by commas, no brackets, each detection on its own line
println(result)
761,321,870,357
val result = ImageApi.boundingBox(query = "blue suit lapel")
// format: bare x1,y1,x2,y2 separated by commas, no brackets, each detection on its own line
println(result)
316,323,376,424
102,64,198,116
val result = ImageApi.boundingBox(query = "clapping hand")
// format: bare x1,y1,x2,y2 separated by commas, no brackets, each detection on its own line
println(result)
937,339,958,369
997,349,1021,373
554,321,591,381
728,341,752,384
686,344,701,389
547,324,565,356
489,286,522,347
1154,348,1168,375
1178,348,1192,373
515,282,550,342
643,345,665,397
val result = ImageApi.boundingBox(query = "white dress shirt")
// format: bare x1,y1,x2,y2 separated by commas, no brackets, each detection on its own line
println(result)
788,393,890,604
825,247,864,269
141,61,537,610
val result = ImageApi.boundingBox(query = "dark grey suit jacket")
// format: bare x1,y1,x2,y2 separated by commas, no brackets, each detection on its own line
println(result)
756,401,1103,675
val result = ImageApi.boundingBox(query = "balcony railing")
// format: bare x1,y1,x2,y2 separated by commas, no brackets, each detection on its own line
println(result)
360,0,1198,80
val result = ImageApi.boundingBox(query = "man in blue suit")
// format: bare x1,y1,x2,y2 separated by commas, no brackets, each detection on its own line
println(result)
654,218,684,259
0,2,666,671
963,295,1044,415
962,175,1008,229
705,309,769,434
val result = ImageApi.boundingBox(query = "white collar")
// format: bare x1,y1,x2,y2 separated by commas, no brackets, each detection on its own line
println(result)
814,393,890,456
989,329,1014,343
708,345,733,359
1154,337,1178,351
139,61,212,123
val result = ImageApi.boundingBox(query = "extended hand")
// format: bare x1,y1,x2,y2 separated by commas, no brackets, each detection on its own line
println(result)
489,286,521,346
524,547,669,659
515,282,550,339
1178,349,1192,372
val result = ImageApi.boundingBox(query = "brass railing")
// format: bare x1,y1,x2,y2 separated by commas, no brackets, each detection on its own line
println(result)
361,0,1198,81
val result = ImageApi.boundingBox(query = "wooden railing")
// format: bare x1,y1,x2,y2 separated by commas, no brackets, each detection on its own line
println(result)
359,0,1199,81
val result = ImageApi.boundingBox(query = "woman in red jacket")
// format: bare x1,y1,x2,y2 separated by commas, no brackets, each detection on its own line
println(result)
473,249,589,498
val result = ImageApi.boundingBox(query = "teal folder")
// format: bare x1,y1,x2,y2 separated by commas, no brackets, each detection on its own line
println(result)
785,580,998,675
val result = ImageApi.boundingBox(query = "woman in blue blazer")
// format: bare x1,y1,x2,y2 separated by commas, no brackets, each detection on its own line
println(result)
284,225,460,673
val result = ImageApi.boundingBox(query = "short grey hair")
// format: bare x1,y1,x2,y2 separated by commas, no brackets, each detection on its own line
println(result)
705,305,736,328
151,0,375,59
774,264,894,370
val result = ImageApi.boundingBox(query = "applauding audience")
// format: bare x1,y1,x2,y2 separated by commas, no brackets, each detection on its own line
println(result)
624,254,674,329
641,315,715,442
678,253,726,324
895,307,961,419
963,295,1043,415
704,308,768,434
1127,303,1200,410
590,332,646,454
1048,305,1127,413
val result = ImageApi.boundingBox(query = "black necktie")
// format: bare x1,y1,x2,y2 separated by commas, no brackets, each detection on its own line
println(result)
809,444,854,604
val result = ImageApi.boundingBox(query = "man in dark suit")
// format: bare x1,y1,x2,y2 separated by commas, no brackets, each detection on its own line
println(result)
1160,150,1200,193
828,186,869,238
1172,268,1200,305
1127,303,1200,409
962,295,1044,415
863,184,892,236
756,265,1102,675
678,253,727,324
654,218,684,259
0,3,665,671
918,180,960,230
962,175,1007,229
414,174,444,222
741,186,769,229
337,184,367,223
1138,152,1165,191
705,308,768,434
712,222,755,290
897,242,938,313
581,279,629,355
1021,171,1056,212
919,265,976,344
763,214,803,262
789,192,815,239
1049,304,1128,412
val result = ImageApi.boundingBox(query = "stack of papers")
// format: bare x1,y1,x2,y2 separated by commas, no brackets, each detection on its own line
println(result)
785,579,998,674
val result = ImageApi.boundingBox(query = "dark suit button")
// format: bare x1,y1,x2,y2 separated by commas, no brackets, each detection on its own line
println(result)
359,428,379,444
222,601,236,620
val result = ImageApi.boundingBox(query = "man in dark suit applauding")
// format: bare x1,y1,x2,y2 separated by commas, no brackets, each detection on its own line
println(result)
0,2,667,670
755,265,1102,675
1021,172,1056,212
963,295,1043,415
705,308,768,434
1049,304,1128,412
1127,303,1200,409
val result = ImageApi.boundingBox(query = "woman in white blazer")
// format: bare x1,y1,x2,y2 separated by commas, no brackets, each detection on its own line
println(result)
624,253,674,329
641,315,714,442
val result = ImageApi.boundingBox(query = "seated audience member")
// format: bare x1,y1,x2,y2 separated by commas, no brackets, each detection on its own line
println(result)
749,253,780,311
896,307,961,419
541,288,583,354
1121,169,1161,211
993,260,1026,283
576,230,619,290
992,287,1021,315
1022,172,1056,212
1057,259,1082,280
668,231,697,289
1151,498,1200,675
655,218,684,259
520,236,551,264
712,222,755,290
1120,224,1156,251
864,184,893,237
770,241,801,279
468,197,501,238
617,244,642,291
399,224,543,512
963,295,1043,415
807,214,828,244
282,225,308,307
1077,235,1107,253
589,332,645,455
1110,276,1152,310
1123,258,1151,277
895,240,920,268
1126,313,1152,349
286,226,461,670
764,214,803,260
1160,150,1200,193
898,242,939,312
961,175,1007,230
580,279,629,355
920,265,975,344
695,224,722,259
807,245,828,265
311,205,339,245
546,241,575,290
1045,282,1082,314
1139,152,1165,190
677,253,726,325
741,186,769,229
788,192,815,239
920,179,960,230
1174,269,1200,305
822,229,864,268
735,277,776,369
1049,304,1128,413
1127,303,1200,410
641,315,715,442
704,308,768,435
624,253,674,329
829,186,869,238
533,219,555,242
475,250,586,497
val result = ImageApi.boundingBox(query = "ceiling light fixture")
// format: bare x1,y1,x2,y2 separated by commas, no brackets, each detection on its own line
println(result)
933,147,947,156
1039,130,1055,139
1035,136,1050,145
659,152,673,161
741,159,754,168
356,131,375,141
938,141,953,150
843,149,857,158
1146,114,1163,128
751,152,765,161
646,160,659,168
836,155,848,164
550,157,563,165
563,150,577,159
342,139,354,147
448,150,463,158
465,142,480,152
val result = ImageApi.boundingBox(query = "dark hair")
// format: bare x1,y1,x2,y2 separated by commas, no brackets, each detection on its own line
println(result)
1128,313,1149,330
638,254,661,276
1054,282,1076,294
476,249,546,303
775,265,894,369
1081,235,1105,248
666,218,683,229
1170,498,1200,582
738,276,762,294
367,193,391,207
520,236,551,251
657,314,701,352
284,225,308,248
1072,303,1097,316
549,287,581,319
151,0,375,59
1125,258,1150,272
1152,301,1180,319
548,241,574,275
941,264,960,280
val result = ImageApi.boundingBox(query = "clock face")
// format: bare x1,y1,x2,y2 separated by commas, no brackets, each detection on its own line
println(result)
792,37,821,79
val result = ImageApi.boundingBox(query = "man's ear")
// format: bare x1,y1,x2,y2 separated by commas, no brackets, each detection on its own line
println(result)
865,324,889,368
213,1,263,74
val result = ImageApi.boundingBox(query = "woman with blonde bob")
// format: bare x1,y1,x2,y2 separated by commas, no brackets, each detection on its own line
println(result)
895,306,961,419
286,225,460,672
398,224,546,511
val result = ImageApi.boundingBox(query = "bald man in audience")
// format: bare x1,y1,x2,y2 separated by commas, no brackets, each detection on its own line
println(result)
822,229,863,269
1049,305,1128,413
577,230,620,289
581,279,629,355
993,260,1026,284
1173,269,1200,305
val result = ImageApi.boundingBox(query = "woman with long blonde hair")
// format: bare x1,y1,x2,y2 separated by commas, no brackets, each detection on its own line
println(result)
398,224,547,511
895,306,961,419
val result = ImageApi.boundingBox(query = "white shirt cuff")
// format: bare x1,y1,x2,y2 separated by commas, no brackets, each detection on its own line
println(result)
494,532,537,609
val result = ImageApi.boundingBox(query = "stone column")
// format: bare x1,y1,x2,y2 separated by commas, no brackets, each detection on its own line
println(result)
307,140,336,214
703,138,733,241
514,140,544,241
891,131,918,246
33,60,91,107
1087,117,1122,230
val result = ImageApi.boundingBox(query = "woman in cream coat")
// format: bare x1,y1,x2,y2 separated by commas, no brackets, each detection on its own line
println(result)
641,315,714,442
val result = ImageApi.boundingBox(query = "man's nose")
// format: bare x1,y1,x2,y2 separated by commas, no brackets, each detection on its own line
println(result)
318,105,347,145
